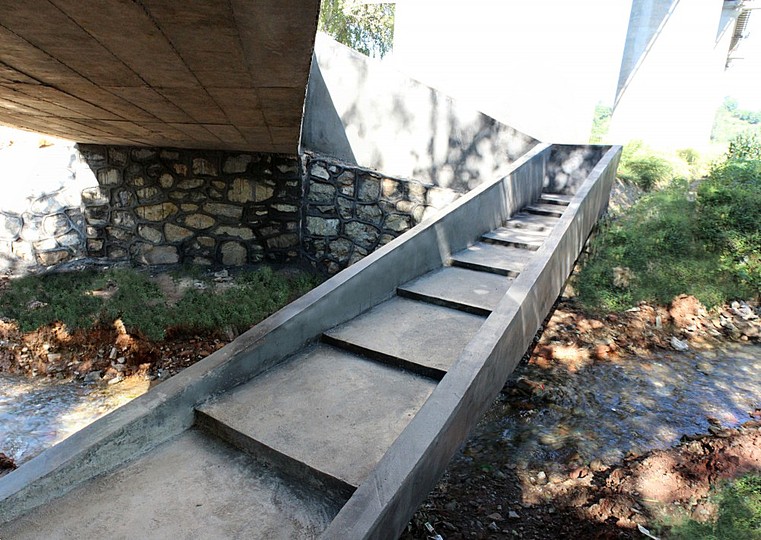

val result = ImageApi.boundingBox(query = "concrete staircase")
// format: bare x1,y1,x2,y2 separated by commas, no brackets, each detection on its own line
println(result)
0,143,621,540
190,193,571,521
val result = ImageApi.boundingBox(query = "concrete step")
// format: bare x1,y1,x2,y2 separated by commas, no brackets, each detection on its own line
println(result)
450,241,529,277
482,226,549,251
539,193,572,206
0,429,346,539
525,202,565,217
503,211,559,232
196,344,436,490
323,296,485,378
397,266,514,315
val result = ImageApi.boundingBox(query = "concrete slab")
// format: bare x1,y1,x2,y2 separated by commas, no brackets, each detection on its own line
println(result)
505,212,560,232
0,429,343,540
323,297,485,376
525,202,566,217
482,226,549,250
540,193,572,206
397,266,513,315
196,344,436,489
450,242,531,276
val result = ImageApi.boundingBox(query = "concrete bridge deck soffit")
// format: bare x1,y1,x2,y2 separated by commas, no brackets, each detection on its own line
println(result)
0,0,321,153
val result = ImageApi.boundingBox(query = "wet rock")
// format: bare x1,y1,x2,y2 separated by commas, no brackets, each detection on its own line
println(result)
696,362,714,375
670,336,689,351
0,452,17,475
84,370,102,383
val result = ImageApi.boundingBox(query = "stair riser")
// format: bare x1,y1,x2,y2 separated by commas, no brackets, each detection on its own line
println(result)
195,409,356,500
396,287,493,317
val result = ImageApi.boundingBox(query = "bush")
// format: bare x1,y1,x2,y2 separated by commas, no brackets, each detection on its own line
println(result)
727,133,761,161
697,159,761,294
575,180,753,312
617,141,675,191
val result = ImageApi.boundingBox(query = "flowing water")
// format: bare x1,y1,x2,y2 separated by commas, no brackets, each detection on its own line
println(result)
2,344,760,471
479,342,761,468
0,375,150,465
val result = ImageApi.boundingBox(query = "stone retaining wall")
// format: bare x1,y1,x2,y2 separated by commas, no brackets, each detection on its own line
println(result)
78,146,302,266
0,138,92,271
302,153,459,274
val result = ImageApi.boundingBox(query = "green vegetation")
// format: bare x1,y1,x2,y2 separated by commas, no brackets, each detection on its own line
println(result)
0,266,320,341
589,103,612,144
318,0,395,58
712,97,761,146
576,136,760,312
664,474,761,540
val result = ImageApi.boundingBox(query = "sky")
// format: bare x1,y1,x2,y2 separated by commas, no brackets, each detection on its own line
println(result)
723,12,761,110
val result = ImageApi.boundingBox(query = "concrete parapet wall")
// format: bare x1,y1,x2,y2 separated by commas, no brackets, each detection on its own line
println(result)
301,153,459,274
301,34,538,192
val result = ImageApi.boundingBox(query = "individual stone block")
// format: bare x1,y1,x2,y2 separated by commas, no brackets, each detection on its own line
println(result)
356,204,382,223
136,203,178,222
176,178,204,190
159,173,174,189
136,244,179,265
112,210,136,228
81,187,109,205
384,214,412,232
308,182,336,204
37,250,70,266
203,203,243,220
221,241,247,265
310,163,330,181
97,168,121,186
306,217,339,237
138,225,163,244
182,214,216,230
345,222,379,249
192,158,217,176
164,223,194,242
223,154,252,174
357,177,380,202
136,187,160,201
0,213,23,240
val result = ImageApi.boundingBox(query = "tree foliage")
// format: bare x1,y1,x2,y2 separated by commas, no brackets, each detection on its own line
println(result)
318,0,394,58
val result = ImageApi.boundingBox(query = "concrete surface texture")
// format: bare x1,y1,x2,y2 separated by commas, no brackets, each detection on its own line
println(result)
0,144,622,539
301,34,538,190
0,1,320,153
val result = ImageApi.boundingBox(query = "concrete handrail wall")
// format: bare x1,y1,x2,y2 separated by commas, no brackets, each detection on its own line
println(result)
321,145,622,539
0,143,552,524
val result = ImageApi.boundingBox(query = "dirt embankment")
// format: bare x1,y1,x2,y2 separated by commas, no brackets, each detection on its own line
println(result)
401,295,760,539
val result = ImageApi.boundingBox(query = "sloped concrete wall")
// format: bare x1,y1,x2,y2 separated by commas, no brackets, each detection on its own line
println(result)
301,34,538,192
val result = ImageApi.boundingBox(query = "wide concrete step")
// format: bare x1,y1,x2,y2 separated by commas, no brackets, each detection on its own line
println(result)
504,211,559,232
196,344,436,490
450,241,529,276
539,193,572,206
397,266,513,315
0,429,345,539
323,296,485,378
482,226,549,250
525,202,565,217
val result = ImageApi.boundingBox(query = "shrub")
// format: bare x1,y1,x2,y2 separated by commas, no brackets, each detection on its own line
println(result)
726,133,761,161
617,141,675,191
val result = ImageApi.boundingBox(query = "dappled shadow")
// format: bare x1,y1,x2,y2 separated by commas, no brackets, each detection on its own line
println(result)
301,34,537,192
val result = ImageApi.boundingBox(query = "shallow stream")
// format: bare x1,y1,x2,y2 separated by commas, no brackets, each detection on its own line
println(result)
479,342,761,468
0,375,150,465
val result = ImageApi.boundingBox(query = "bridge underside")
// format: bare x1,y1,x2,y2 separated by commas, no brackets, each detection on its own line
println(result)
0,0,320,153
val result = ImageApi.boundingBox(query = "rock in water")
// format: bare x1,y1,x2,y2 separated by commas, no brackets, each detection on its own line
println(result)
670,336,689,352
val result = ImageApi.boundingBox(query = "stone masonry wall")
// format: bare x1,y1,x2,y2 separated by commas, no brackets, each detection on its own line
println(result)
0,136,92,271
78,146,301,266
302,153,459,274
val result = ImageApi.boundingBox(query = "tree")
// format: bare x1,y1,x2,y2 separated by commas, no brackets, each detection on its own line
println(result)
318,0,395,58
